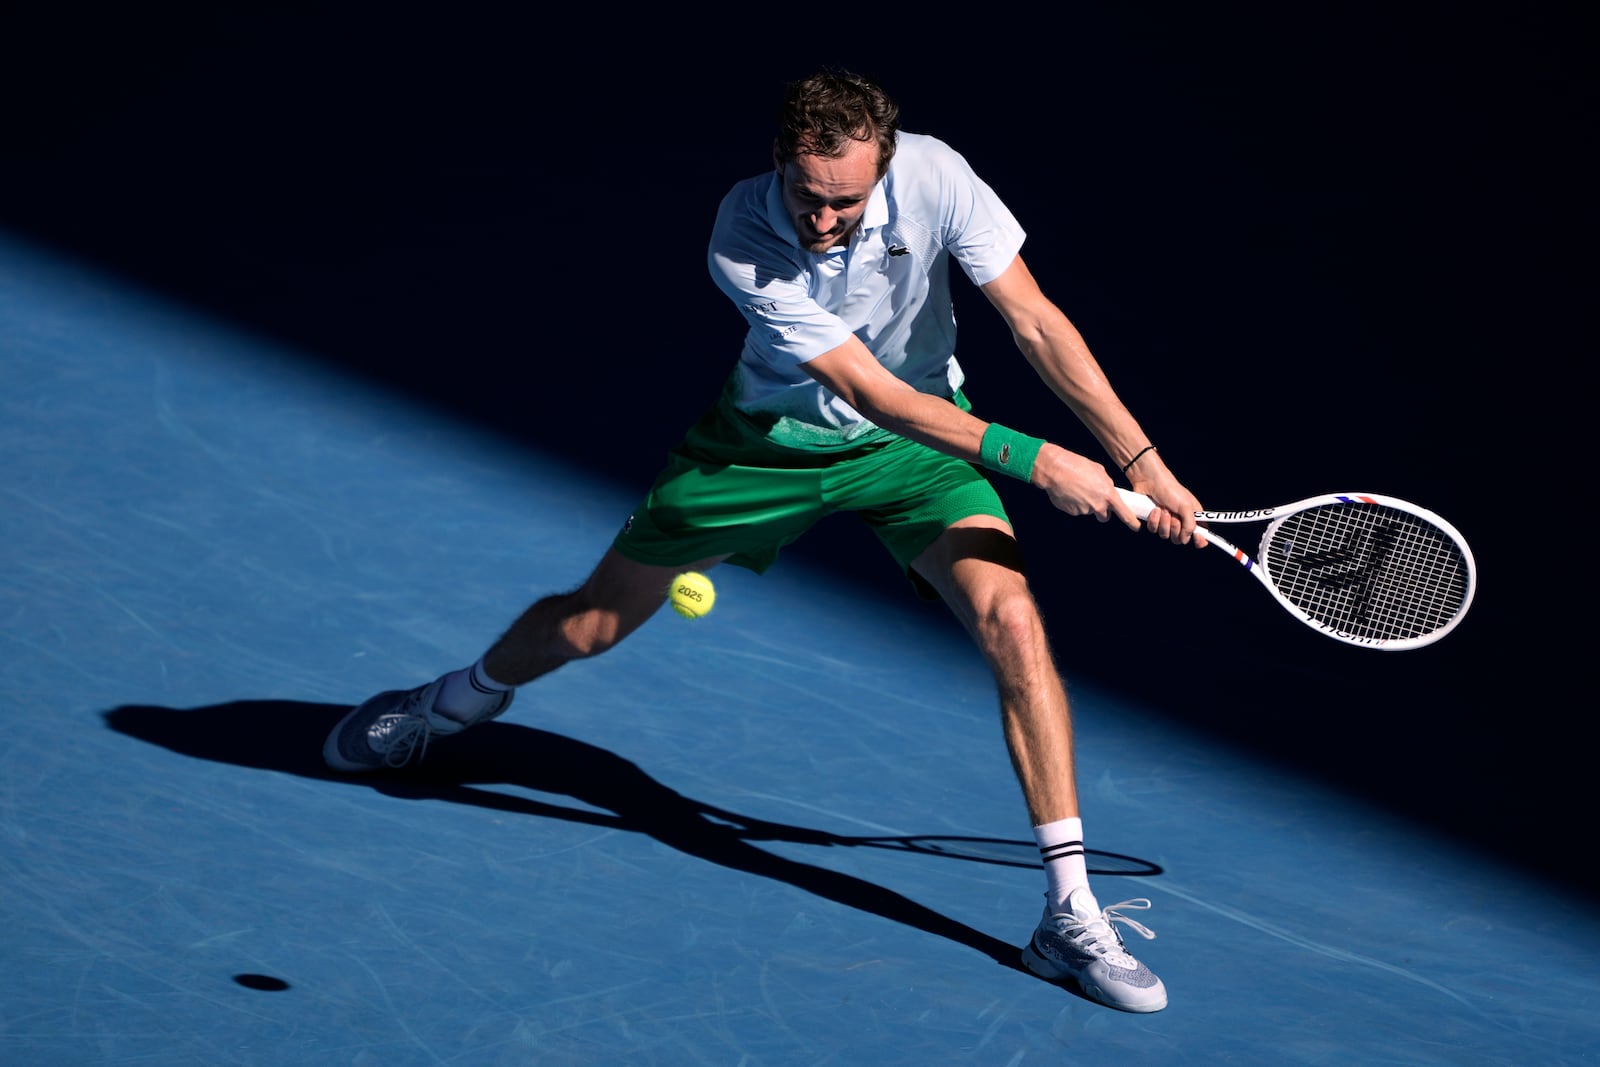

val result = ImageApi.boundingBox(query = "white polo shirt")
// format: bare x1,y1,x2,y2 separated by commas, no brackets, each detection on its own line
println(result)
707,131,1026,449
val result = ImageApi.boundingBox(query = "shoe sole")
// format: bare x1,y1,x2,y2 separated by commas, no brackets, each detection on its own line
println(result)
1021,941,1168,1014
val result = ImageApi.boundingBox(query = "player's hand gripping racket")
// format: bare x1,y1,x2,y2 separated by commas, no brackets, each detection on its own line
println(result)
1119,489,1476,650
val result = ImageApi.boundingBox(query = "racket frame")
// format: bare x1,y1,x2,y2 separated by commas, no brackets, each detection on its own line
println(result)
1117,489,1476,650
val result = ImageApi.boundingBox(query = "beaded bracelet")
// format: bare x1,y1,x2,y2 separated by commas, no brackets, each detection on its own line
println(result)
1121,444,1157,475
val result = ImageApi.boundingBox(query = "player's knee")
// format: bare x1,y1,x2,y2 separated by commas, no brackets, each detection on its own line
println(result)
541,587,627,660
565,603,636,659
975,585,1045,653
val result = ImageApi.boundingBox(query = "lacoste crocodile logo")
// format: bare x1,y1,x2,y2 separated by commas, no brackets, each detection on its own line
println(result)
887,245,910,257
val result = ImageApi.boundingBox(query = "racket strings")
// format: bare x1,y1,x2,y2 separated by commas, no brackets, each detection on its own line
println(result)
1263,504,1471,641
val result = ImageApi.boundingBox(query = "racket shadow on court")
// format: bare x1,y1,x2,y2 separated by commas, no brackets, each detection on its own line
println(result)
104,700,1162,983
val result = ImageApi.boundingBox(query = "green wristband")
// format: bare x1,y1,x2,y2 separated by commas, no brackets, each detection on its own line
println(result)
979,423,1045,483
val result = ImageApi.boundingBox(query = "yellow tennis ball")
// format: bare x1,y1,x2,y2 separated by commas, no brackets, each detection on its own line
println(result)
669,571,716,619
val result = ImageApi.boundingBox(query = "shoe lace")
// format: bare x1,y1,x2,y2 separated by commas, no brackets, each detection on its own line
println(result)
371,692,432,767
1067,898,1157,959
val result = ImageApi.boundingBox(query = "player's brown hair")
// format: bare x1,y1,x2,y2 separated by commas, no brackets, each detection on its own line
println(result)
774,69,901,179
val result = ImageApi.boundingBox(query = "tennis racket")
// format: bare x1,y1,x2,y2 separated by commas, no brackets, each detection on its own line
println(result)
1119,489,1476,650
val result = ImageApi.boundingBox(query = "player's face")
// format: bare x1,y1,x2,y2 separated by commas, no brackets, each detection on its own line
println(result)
776,137,880,252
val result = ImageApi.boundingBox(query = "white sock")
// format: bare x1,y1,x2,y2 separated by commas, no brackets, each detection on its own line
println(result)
1034,816,1089,914
435,658,514,723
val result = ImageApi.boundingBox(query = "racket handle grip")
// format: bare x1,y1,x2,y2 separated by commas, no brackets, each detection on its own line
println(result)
1117,488,1156,520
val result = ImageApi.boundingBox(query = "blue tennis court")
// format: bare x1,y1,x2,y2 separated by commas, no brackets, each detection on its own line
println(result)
4,231,1595,1065
2,10,1590,1065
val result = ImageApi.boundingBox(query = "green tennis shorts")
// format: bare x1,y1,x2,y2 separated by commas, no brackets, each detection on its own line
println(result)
613,392,1011,597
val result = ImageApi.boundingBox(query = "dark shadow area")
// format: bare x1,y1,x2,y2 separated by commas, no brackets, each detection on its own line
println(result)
10,11,1590,895
104,699,1160,993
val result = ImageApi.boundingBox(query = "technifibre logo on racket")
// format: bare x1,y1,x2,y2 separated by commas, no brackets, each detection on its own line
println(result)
1200,507,1277,521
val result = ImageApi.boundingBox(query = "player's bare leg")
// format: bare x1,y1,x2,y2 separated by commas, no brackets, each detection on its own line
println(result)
910,516,1168,1013
482,548,728,685
908,516,1078,825
324,547,724,773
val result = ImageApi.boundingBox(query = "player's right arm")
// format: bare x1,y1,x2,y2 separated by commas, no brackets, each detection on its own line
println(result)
801,337,1144,531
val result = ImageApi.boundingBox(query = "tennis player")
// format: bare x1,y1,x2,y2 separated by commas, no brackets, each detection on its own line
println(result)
324,68,1205,1013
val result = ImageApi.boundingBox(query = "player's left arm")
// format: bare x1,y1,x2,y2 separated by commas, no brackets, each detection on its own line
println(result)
977,254,1205,546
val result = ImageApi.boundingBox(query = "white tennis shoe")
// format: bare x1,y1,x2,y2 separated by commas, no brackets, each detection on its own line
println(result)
1021,886,1168,1013
323,677,513,772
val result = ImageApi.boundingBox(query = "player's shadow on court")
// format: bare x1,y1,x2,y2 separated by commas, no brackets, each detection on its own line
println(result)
103,699,1162,979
